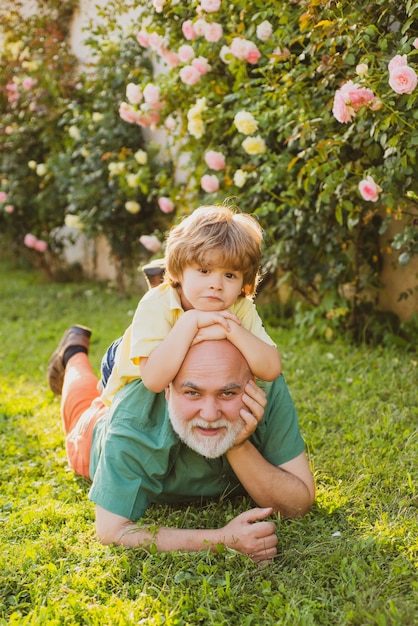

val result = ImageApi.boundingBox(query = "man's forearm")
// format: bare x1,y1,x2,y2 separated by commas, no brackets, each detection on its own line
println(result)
95,505,278,563
226,443,315,518
96,505,223,551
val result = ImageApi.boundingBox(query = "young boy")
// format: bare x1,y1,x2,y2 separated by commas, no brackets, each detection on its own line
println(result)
100,204,282,403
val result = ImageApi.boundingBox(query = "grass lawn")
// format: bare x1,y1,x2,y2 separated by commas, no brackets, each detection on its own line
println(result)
0,259,416,625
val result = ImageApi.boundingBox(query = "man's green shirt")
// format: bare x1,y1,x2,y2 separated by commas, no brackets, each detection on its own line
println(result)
89,375,305,520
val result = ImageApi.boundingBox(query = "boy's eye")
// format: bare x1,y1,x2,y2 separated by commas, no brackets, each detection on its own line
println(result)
225,272,236,279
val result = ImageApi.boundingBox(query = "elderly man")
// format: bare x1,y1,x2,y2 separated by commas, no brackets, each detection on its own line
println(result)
48,325,315,564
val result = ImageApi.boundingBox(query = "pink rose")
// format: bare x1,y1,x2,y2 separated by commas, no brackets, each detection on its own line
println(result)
192,56,211,75
332,81,376,123
200,174,220,193
178,44,195,63
148,32,165,51
332,90,355,123
256,20,273,42
165,115,177,131
33,239,48,253
413,39,418,50
143,84,160,107
204,150,226,171
180,65,201,85
152,0,165,12
0,191,7,202
347,86,375,109
5,204,14,214
158,197,175,213
6,82,19,104
200,0,221,12
22,77,35,90
388,54,407,73
193,19,208,37
126,83,143,105
230,38,250,61
203,22,223,43
358,176,382,202
230,38,261,64
182,20,197,40
136,29,149,48
246,46,262,64
339,81,375,109
160,48,180,68
140,235,162,252
24,233,37,249
389,65,418,94
136,111,161,128
119,102,137,124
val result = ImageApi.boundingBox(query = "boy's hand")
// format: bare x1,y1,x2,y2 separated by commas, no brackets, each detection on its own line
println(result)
192,317,241,344
185,309,240,334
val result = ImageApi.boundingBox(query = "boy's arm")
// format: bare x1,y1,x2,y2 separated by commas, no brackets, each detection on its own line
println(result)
224,321,282,381
140,309,240,392
193,320,282,381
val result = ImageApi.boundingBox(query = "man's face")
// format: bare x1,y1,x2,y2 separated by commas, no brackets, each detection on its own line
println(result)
166,341,251,458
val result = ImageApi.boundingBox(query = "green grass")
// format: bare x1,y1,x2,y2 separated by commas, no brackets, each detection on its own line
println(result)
0,259,417,625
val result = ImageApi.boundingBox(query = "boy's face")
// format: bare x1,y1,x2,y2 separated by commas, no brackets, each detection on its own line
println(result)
179,258,245,311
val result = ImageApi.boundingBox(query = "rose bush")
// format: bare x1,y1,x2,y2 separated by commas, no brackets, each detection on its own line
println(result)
1,0,417,338
0,0,173,278
102,0,417,337
0,0,79,259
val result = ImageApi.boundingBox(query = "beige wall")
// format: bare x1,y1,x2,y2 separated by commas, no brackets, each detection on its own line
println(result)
379,213,418,321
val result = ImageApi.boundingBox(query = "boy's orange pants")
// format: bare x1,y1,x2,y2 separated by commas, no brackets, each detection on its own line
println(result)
61,353,107,480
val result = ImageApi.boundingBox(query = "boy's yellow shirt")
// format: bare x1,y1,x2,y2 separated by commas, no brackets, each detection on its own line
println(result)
101,283,275,406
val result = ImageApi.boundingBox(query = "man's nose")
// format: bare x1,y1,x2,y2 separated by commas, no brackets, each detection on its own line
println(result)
199,397,221,421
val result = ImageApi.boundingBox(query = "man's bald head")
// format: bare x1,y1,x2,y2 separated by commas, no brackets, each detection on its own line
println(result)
174,339,252,386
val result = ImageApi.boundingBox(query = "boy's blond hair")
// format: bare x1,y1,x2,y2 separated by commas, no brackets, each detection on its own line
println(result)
165,205,263,297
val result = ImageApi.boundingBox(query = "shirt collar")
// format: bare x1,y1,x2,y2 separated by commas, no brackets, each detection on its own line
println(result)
167,284,184,312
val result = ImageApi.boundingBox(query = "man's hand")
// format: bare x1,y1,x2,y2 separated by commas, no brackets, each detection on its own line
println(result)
228,379,266,449
219,507,277,564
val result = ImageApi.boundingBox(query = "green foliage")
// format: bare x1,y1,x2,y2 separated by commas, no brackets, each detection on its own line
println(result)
1,0,417,338
0,0,173,272
0,0,79,253
0,259,417,624
93,0,418,334
48,31,174,270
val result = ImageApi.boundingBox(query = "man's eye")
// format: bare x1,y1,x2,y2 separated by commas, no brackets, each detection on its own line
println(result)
221,391,236,398
185,390,199,397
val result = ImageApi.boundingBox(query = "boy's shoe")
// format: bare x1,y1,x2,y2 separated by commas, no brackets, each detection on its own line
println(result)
47,325,92,395
141,258,166,289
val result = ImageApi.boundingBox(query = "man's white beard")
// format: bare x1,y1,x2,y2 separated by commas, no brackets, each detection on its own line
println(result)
168,400,244,459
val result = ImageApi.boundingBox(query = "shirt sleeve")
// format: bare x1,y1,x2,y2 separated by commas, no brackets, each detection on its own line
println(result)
89,380,179,520
130,287,181,365
250,376,305,466
231,298,276,346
